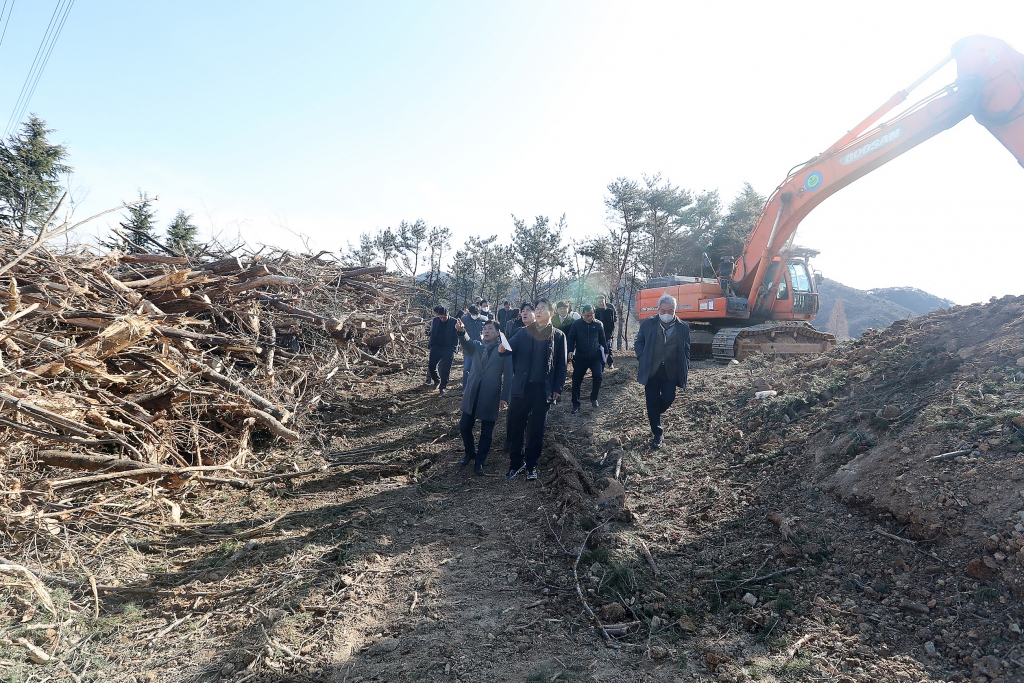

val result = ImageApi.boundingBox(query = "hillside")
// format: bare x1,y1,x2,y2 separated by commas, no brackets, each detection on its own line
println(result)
868,286,956,316
814,278,916,339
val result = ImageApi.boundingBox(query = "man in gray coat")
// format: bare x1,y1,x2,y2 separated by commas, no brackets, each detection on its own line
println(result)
460,305,487,390
454,318,511,475
634,294,690,450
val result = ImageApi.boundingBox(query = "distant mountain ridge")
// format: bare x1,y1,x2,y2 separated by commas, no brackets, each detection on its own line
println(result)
866,286,955,317
813,279,952,340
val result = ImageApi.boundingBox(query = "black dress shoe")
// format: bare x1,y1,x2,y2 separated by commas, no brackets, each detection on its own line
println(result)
459,457,472,467
591,399,599,408
652,433,663,450
571,405,580,414
474,464,485,476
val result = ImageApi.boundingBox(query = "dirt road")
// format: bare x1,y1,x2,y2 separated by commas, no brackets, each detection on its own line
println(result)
7,296,1024,683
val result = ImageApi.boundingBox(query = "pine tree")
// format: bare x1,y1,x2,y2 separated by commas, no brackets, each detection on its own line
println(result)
118,190,158,253
166,209,199,255
511,214,564,302
0,115,71,236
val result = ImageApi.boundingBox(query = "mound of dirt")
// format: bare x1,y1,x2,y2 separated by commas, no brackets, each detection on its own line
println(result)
732,295,1024,581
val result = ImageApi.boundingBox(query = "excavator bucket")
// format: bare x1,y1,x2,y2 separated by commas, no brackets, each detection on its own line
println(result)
954,35,1024,166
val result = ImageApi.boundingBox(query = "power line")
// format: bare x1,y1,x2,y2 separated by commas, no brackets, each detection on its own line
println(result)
17,0,73,130
0,1,14,52
4,0,62,138
4,0,73,139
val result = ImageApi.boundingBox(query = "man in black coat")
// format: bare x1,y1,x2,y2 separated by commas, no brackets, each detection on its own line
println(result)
427,305,459,396
634,294,690,449
501,303,533,451
454,318,511,475
460,305,486,390
566,305,607,414
503,301,530,340
595,296,617,367
499,299,567,481
497,301,514,329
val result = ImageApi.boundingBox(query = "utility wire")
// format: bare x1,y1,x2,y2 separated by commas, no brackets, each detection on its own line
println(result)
0,1,14,52
4,0,73,139
17,0,73,130
4,0,63,138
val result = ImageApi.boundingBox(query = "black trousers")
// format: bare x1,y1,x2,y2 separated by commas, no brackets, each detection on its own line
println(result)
644,364,677,436
427,346,455,389
459,410,495,465
507,381,550,471
571,355,603,407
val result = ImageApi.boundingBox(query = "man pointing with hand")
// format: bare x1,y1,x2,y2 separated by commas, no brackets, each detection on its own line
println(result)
499,298,567,481
454,317,511,475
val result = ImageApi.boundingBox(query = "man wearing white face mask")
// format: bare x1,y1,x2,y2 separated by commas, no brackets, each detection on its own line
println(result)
479,299,493,321
634,294,691,450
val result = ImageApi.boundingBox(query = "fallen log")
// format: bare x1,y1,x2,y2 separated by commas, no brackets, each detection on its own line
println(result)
198,364,289,421
119,254,189,265
35,450,151,472
228,275,301,294
357,349,403,369
50,464,236,489
768,512,796,540
229,407,300,442
258,296,344,332
339,265,385,277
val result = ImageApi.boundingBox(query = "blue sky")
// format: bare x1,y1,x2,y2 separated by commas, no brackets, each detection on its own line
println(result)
1,0,1022,304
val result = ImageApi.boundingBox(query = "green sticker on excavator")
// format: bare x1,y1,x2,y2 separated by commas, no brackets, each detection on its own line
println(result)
804,171,822,191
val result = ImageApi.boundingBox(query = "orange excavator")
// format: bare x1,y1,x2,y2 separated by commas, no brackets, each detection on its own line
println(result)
636,35,1024,362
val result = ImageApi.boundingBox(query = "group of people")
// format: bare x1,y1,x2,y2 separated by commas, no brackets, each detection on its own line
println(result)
425,293,689,479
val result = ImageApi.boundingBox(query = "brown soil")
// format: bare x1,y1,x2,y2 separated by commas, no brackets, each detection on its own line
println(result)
3,296,1024,683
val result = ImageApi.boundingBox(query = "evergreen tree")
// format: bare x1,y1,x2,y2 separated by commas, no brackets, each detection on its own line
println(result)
511,214,564,302
117,190,158,253
708,182,765,264
424,225,451,303
395,219,428,283
0,115,71,236
166,209,200,255
640,174,692,278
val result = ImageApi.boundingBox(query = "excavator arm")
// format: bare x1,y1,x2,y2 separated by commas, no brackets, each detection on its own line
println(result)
730,35,1024,312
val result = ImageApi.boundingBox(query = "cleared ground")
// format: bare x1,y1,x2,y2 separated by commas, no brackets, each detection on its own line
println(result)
3,295,1024,682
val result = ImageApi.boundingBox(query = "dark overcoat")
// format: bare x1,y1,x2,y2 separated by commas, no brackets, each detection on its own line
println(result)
634,315,691,389
500,323,567,401
459,336,512,422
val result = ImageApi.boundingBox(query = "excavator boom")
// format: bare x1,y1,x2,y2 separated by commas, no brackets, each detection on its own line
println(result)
732,35,1024,309
636,35,1024,362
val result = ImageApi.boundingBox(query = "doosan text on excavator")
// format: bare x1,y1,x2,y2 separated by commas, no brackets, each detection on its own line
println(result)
636,35,1024,362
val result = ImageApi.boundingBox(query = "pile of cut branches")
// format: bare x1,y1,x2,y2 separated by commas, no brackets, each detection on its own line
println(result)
0,230,423,491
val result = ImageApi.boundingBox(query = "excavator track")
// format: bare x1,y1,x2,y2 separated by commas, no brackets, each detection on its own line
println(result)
711,322,835,363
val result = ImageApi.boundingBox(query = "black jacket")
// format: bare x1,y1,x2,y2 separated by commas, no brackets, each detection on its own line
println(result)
428,316,458,349
595,306,616,337
497,308,513,328
500,323,568,401
567,318,607,359
504,317,526,340
634,315,690,389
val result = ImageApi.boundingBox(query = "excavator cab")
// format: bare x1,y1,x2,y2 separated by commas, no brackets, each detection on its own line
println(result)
760,250,820,319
